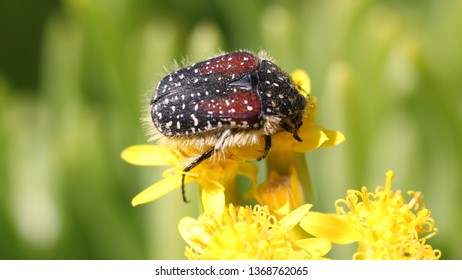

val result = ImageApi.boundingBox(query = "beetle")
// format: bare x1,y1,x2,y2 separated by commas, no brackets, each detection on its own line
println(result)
150,51,308,202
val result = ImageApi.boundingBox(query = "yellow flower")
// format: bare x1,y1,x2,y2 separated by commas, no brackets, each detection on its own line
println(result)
178,204,332,260
121,145,257,214
302,171,441,260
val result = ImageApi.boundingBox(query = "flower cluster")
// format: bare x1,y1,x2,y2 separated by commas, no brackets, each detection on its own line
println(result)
121,69,440,260
179,204,331,260
301,171,440,259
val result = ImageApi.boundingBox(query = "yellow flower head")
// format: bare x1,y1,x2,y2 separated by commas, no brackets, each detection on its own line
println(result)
121,145,257,213
178,204,331,260
332,170,441,260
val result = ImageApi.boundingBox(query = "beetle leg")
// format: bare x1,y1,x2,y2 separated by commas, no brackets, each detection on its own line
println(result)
257,135,272,160
181,129,232,202
181,147,215,203
279,122,302,142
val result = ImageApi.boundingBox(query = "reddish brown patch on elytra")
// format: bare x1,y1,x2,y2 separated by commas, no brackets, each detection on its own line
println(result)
199,91,261,124
198,52,259,76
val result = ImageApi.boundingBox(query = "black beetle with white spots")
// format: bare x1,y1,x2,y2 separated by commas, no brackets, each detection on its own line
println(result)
150,51,308,202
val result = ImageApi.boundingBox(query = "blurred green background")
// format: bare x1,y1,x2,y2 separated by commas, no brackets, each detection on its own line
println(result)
1,0,461,259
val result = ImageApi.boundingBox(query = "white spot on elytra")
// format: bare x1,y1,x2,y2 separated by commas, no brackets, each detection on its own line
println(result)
176,121,181,129
171,106,175,112
247,106,253,111
166,121,173,128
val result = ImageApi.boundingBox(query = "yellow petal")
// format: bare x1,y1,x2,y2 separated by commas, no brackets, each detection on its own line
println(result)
294,237,332,257
291,129,328,153
320,129,346,147
279,204,312,228
178,217,204,247
131,175,182,206
300,212,358,244
274,202,291,217
290,69,311,97
237,161,258,188
121,145,171,166
201,188,225,216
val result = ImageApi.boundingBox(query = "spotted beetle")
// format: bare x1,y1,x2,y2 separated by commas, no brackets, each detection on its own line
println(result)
150,51,308,202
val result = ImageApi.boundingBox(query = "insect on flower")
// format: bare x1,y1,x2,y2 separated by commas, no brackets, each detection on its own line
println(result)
150,51,308,202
